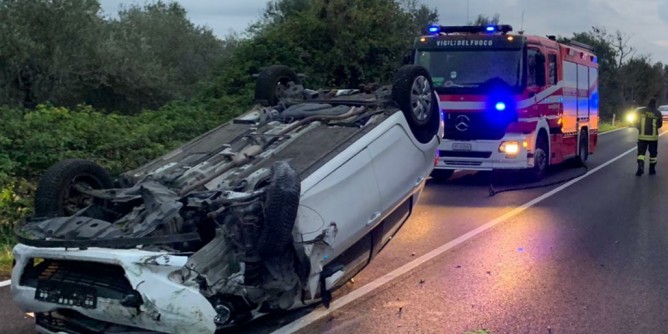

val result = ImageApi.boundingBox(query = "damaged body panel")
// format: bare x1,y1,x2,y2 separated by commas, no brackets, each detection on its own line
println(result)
12,65,441,333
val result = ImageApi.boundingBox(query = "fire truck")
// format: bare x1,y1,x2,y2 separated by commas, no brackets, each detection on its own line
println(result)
413,24,599,181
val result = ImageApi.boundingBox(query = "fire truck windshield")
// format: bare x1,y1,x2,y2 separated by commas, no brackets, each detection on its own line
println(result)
416,50,523,91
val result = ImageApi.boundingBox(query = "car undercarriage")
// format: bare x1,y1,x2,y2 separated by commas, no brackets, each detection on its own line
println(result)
11,64,442,333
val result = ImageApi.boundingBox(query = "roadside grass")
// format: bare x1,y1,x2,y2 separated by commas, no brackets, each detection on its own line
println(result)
600,121,624,133
0,225,13,279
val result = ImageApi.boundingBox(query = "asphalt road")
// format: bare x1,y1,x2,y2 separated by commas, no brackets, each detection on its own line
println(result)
1,127,659,334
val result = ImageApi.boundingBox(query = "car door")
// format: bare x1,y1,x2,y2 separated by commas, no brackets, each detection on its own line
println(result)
368,122,431,217
297,147,382,255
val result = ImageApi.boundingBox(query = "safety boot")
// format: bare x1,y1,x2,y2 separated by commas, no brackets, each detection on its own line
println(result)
636,161,644,176
650,163,657,175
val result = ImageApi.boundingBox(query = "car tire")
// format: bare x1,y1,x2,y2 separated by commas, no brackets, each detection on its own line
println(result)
34,159,113,217
258,161,301,257
254,65,301,107
430,169,454,182
392,65,440,144
528,135,549,181
577,129,589,165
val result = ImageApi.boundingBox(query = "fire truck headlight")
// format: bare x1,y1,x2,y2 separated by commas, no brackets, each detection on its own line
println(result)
495,102,507,111
499,141,520,156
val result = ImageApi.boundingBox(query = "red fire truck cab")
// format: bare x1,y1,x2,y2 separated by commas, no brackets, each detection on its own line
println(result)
414,24,599,181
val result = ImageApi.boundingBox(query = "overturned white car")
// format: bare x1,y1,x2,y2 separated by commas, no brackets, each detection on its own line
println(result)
11,64,441,333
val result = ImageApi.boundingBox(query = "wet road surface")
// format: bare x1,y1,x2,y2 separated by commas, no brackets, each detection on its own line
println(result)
1,128,655,334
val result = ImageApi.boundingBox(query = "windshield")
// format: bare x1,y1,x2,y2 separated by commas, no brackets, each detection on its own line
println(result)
416,50,523,89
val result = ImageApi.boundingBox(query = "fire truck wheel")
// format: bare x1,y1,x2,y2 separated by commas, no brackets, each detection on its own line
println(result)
528,135,549,181
577,129,589,164
392,65,440,144
254,65,301,107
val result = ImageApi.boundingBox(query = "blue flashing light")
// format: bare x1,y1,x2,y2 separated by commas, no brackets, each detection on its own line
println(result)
495,102,506,111
486,26,496,32
428,25,441,34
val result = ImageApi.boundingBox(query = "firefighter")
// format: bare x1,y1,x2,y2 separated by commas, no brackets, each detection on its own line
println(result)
635,98,663,176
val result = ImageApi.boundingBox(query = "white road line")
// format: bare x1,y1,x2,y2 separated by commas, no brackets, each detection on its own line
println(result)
600,126,629,135
0,280,10,288
272,134,660,334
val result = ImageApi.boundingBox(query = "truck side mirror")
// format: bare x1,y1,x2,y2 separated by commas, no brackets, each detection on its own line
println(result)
536,54,546,86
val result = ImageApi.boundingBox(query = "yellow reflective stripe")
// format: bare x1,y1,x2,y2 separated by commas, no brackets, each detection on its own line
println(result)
650,158,658,163
642,117,647,136
638,155,646,161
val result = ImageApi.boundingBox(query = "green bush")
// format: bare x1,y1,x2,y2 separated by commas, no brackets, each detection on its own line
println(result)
0,99,246,228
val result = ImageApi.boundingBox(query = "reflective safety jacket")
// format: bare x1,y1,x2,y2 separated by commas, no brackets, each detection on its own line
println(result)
636,107,663,141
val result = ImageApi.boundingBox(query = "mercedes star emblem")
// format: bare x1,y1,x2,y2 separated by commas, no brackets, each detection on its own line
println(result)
455,115,470,132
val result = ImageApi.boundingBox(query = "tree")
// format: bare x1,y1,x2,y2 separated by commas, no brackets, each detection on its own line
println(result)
0,0,104,108
263,0,313,25
0,0,224,113
469,13,500,26
401,0,439,35
94,1,224,112
205,0,439,103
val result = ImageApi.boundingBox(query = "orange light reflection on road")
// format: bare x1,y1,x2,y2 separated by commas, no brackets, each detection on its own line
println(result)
402,203,507,244
481,208,563,313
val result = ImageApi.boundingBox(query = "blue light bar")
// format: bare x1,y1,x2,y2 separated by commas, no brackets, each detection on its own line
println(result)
428,25,513,34
495,102,506,111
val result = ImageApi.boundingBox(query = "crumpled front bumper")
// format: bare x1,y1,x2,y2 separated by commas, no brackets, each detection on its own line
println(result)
11,244,217,334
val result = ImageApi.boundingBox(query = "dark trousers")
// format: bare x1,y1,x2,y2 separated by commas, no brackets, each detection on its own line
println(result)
637,140,658,165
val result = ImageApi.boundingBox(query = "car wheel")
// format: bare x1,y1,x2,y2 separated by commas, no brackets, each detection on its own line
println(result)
257,161,301,257
34,159,113,217
528,135,549,181
254,65,301,107
392,65,440,144
430,169,454,182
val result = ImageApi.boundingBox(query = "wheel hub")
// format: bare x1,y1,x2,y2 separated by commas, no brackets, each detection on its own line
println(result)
410,76,433,123
535,149,547,170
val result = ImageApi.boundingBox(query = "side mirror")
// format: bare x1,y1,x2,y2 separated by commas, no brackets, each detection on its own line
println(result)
402,49,415,65
535,54,546,86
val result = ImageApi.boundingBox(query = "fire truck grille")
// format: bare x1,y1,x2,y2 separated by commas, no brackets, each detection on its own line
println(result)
444,112,509,140
440,151,492,158
443,161,484,167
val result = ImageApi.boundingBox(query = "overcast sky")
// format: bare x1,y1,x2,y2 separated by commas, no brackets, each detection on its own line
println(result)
100,0,668,64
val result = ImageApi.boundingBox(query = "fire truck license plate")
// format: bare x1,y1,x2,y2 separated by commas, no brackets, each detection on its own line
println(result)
452,143,472,151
